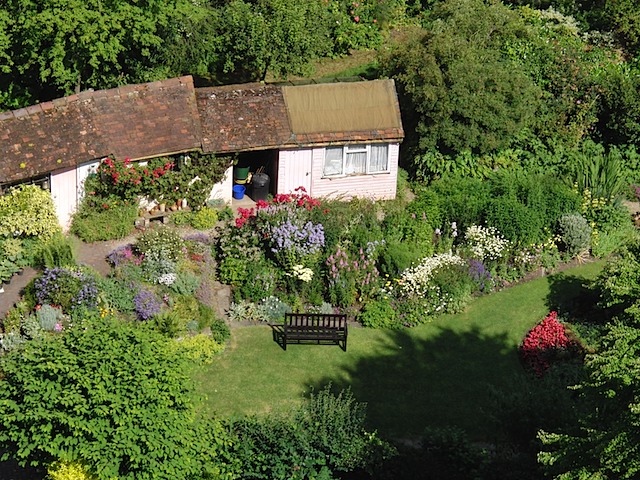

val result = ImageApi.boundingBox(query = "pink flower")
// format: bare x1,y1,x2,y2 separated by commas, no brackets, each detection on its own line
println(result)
354,15,360,22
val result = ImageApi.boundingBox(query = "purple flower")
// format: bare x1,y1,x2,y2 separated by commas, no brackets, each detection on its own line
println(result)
106,244,137,267
134,288,162,321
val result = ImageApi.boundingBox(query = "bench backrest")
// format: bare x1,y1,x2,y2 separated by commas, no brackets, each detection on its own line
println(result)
285,313,347,329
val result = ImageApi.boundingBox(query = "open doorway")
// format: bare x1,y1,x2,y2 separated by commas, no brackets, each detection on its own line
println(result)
233,149,278,201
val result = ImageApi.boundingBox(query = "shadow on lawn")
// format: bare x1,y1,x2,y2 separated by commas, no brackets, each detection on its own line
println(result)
311,325,523,442
545,271,607,322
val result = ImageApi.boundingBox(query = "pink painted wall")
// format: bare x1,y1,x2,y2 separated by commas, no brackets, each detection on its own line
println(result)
277,144,398,201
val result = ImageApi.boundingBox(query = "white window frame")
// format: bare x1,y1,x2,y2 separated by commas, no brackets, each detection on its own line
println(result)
323,143,390,178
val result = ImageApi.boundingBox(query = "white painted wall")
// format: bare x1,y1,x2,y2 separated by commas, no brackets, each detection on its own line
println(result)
277,149,313,195
76,160,100,202
50,168,78,231
208,165,233,204
310,143,399,201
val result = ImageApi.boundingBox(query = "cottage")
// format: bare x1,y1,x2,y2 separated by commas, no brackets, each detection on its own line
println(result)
0,76,404,230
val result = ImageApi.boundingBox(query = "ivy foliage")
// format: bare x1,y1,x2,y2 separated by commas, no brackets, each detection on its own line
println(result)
0,316,229,480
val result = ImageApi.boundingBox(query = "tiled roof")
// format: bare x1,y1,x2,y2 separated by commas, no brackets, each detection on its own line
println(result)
1,77,404,184
196,83,292,153
0,76,201,183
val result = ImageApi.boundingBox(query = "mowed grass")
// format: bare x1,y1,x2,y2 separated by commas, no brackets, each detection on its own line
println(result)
193,260,605,440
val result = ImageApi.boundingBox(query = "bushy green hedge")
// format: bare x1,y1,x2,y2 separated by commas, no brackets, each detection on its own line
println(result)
70,201,137,242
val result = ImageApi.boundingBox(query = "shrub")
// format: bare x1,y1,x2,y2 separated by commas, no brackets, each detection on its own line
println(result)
98,278,136,315
326,243,382,307
377,238,425,276
557,213,591,258
519,311,581,377
268,220,325,270
463,225,511,262
0,317,222,479
33,233,76,269
189,206,218,230
0,184,60,240
168,271,200,296
428,176,490,234
218,256,250,287
152,310,184,338
135,227,185,263
105,244,140,268
47,460,97,480
35,304,65,332
70,201,137,242
170,210,193,226
230,385,394,478
398,253,465,298
133,288,162,321
227,300,268,323
172,334,225,365
421,427,487,480
209,315,231,344
359,297,400,329
235,258,279,301
486,195,544,245
259,296,292,323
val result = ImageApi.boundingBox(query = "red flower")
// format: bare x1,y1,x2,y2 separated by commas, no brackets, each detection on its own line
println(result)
519,311,572,377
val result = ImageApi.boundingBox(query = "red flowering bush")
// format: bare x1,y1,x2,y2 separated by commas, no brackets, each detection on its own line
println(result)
519,311,581,377
97,157,175,202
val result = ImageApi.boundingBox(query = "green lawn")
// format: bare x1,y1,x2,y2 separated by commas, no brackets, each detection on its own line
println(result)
193,260,605,440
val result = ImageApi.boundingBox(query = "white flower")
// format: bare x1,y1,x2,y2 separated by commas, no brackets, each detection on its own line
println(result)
398,253,465,297
289,264,313,283
464,225,510,261
157,273,177,286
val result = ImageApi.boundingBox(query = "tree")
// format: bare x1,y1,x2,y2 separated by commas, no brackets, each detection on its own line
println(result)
538,242,640,478
212,0,333,83
380,0,542,157
538,321,640,479
0,316,229,479
0,0,195,109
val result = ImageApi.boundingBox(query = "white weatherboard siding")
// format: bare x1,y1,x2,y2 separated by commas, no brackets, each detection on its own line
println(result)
50,168,78,231
277,149,313,195
310,143,399,201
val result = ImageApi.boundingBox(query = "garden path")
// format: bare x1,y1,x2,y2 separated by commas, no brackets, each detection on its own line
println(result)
1,227,233,321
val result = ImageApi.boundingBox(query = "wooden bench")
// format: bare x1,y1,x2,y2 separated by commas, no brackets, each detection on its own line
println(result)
281,312,348,351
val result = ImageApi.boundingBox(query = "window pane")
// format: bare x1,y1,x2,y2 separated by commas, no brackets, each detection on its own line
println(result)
369,144,389,172
324,147,343,176
346,151,367,174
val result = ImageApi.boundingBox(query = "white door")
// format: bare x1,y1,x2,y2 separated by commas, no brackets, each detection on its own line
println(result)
280,150,312,195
